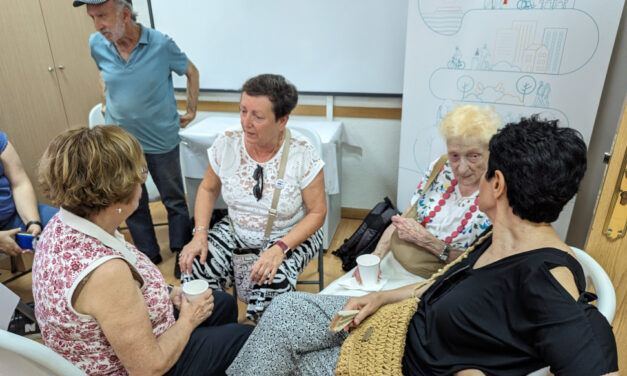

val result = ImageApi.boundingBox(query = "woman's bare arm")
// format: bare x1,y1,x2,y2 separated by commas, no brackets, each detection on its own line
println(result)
74,259,213,375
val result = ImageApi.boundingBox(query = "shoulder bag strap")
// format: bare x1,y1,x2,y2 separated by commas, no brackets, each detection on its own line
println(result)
263,128,292,244
406,154,448,217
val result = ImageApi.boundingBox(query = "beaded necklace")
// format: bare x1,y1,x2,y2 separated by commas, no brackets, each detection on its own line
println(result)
420,178,479,244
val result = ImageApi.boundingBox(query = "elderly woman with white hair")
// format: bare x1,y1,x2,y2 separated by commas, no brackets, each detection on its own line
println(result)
325,104,499,297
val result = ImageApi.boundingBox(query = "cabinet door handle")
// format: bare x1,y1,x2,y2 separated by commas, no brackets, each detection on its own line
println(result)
48,67,55,72
57,65,65,70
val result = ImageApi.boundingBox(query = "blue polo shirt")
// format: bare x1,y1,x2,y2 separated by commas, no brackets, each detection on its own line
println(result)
90,24,189,154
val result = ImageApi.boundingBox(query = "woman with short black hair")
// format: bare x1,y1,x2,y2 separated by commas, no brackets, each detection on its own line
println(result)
227,116,618,376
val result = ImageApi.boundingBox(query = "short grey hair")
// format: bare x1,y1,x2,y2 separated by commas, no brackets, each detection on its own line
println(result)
113,0,137,22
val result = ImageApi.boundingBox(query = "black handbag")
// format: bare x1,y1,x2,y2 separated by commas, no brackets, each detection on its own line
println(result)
332,197,399,271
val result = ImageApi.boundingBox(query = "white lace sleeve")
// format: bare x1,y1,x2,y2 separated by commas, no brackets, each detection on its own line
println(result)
287,136,325,190
207,131,241,179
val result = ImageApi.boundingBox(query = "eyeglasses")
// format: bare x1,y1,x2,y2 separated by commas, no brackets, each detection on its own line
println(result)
253,164,263,201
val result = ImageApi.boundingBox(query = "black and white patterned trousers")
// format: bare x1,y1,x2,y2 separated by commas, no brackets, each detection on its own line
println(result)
188,217,323,322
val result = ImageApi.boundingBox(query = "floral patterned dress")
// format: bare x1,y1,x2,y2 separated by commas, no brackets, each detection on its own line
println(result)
411,157,491,249
32,209,175,375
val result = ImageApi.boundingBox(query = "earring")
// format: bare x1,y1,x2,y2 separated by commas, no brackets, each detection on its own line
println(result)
117,208,122,214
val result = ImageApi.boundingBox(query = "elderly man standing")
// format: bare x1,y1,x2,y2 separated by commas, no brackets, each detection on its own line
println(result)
74,0,198,270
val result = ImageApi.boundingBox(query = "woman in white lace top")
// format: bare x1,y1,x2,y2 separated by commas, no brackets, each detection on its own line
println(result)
179,74,327,321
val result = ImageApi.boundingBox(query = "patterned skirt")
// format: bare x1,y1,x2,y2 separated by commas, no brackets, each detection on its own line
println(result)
188,217,323,322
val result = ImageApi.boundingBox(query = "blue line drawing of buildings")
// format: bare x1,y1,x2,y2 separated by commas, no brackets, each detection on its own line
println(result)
542,28,568,73
489,21,574,74
512,21,537,66
522,44,549,72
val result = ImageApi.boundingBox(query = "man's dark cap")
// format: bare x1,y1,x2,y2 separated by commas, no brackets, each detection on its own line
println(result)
73,0,132,7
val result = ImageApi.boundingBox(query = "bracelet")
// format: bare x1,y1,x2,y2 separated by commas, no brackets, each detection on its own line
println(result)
192,225,208,235
25,220,43,232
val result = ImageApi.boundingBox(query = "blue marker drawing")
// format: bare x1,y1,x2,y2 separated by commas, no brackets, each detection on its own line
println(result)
457,75,475,100
515,75,537,103
533,81,551,107
447,47,466,69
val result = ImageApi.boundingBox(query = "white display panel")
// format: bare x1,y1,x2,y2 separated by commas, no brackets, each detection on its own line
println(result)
398,0,624,238
150,0,408,94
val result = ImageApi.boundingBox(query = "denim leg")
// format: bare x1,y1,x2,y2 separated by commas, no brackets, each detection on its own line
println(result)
125,182,160,259
144,145,192,251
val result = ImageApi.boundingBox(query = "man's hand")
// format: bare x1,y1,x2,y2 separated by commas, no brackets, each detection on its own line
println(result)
0,228,26,256
249,246,284,285
180,111,196,128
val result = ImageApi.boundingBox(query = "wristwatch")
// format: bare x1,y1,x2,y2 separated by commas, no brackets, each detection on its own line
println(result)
438,244,450,262
274,240,293,258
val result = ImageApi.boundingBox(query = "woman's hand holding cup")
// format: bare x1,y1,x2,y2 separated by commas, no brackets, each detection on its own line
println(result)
180,281,214,328
353,254,382,287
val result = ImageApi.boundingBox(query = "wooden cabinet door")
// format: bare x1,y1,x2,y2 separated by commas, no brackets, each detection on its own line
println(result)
0,0,69,189
585,98,627,369
39,1,101,128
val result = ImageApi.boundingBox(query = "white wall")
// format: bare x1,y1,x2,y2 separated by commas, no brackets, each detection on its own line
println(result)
137,1,402,210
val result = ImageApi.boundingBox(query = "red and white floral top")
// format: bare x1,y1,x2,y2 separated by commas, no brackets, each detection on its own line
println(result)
32,209,175,375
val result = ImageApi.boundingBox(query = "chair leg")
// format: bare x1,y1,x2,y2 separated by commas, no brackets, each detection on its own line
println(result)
295,248,325,291
318,248,325,291
16,300,36,322
10,256,17,274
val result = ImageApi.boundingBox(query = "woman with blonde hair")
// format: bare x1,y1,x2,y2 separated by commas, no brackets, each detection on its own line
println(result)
228,116,618,376
33,126,252,375
325,104,499,297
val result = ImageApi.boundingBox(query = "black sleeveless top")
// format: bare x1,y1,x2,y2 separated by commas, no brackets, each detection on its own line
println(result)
402,234,618,376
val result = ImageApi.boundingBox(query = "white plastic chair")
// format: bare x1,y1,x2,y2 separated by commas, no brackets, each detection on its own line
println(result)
88,103,161,201
570,247,616,323
528,246,616,376
0,329,86,375
288,125,323,159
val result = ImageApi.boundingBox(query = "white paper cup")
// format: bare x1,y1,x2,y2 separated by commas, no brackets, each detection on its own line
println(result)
182,280,209,302
356,254,380,289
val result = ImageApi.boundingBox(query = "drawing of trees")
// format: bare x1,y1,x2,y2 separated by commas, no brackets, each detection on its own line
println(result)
516,75,537,103
457,75,475,100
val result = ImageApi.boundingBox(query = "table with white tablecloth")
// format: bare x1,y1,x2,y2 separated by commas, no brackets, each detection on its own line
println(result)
179,116,343,248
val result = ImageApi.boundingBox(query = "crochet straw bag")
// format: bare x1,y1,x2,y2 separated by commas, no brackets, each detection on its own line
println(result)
334,296,419,375
335,230,492,375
